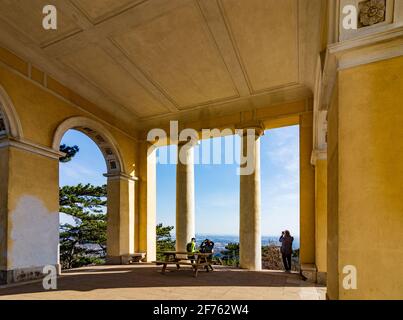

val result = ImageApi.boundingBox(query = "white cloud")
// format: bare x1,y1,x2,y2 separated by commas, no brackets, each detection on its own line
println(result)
261,126,300,236
267,133,299,175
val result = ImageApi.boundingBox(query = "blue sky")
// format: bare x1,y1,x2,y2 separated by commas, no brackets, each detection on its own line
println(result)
60,125,300,236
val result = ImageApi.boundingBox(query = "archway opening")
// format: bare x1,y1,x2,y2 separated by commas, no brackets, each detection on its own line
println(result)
261,125,300,271
57,123,122,270
156,145,177,260
194,135,241,266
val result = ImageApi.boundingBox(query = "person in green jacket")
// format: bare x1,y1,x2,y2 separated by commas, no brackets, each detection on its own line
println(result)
186,238,197,263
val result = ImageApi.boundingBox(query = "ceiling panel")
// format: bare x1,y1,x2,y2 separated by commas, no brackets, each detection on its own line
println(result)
70,0,144,24
112,1,239,110
220,0,299,93
58,44,169,118
0,0,318,127
0,0,81,47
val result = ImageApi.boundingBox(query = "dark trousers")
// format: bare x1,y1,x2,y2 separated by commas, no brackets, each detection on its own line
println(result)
282,253,292,271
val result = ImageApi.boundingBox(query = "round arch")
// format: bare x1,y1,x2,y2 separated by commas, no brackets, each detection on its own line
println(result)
52,116,125,174
0,84,23,138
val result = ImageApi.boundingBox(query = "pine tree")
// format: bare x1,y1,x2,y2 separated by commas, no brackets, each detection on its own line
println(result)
59,184,107,269
220,242,240,266
58,144,177,268
59,144,79,163
156,223,176,260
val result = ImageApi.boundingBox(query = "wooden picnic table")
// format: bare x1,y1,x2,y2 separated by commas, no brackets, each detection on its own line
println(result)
153,251,214,277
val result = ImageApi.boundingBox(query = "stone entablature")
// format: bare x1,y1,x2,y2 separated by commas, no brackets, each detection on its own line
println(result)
338,0,400,41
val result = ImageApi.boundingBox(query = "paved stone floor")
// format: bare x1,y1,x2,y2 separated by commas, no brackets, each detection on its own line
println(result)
0,265,326,300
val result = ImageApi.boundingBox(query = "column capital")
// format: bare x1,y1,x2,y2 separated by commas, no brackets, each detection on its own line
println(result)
310,149,327,166
235,121,265,137
103,172,138,181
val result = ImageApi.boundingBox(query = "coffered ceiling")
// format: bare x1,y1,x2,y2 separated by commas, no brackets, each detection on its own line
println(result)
0,0,324,130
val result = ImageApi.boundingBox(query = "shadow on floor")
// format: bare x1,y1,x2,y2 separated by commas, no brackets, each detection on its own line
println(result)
0,265,322,296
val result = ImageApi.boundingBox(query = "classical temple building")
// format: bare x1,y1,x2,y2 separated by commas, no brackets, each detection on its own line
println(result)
0,0,402,300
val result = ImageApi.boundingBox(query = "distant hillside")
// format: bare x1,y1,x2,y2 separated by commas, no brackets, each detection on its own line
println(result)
190,234,300,271
192,234,300,252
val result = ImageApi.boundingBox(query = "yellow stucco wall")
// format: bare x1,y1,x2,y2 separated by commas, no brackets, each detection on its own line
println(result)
6,147,59,270
329,56,403,299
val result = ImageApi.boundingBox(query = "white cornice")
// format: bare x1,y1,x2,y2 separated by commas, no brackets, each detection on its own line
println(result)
0,137,65,160
329,26,403,54
321,26,403,110
103,172,139,182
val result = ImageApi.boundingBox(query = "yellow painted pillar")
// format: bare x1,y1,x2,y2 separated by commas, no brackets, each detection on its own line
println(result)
137,141,156,262
314,157,327,285
327,84,339,299
299,112,316,278
0,139,60,284
106,173,136,264
327,56,403,300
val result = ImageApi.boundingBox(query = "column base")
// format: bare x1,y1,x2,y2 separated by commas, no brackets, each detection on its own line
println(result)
106,255,122,265
120,253,146,264
300,263,317,283
239,261,262,271
239,266,262,271
317,271,327,285
106,253,147,265
0,264,60,285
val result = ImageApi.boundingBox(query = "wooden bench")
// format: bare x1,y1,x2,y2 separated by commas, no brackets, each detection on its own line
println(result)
153,251,214,277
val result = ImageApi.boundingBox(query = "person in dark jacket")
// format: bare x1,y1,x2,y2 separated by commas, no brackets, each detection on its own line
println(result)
279,230,294,272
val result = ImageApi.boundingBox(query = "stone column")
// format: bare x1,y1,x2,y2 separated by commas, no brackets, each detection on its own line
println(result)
239,124,263,271
176,142,195,252
106,172,137,264
138,141,157,262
